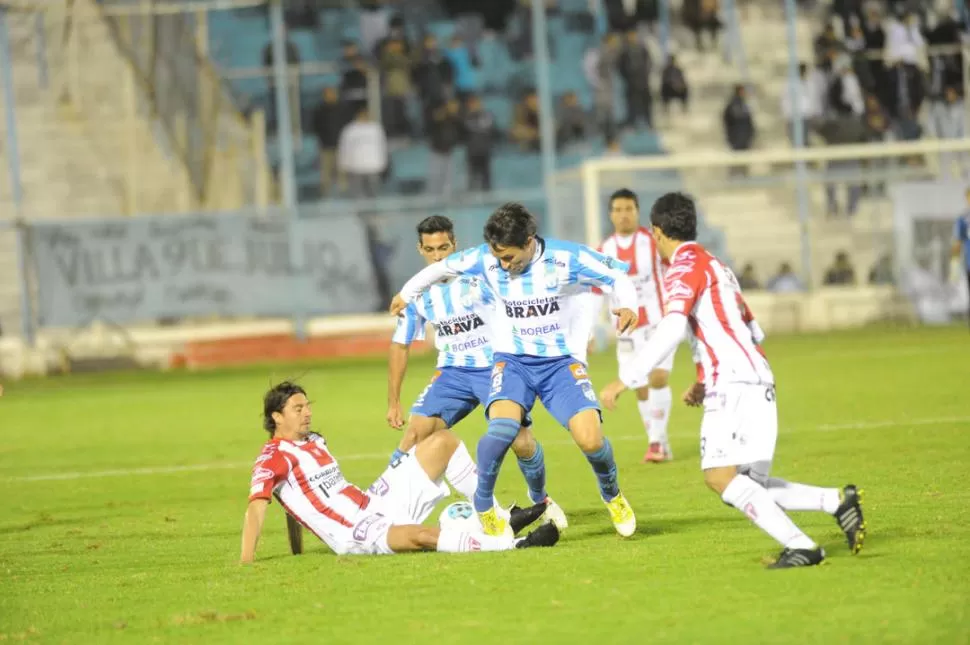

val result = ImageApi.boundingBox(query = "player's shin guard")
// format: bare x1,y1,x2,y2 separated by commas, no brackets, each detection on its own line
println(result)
436,529,514,552
584,438,620,502
389,448,407,465
721,474,816,550
474,418,519,512
646,386,672,444
516,441,548,505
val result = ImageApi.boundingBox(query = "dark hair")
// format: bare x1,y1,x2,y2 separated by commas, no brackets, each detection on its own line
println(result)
608,188,639,210
650,192,697,242
263,381,306,436
416,215,454,242
484,203,537,249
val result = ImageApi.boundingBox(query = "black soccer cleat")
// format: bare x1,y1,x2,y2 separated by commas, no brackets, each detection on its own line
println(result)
767,547,826,569
834,484,866,555
508,501,548,535
514,522,560,549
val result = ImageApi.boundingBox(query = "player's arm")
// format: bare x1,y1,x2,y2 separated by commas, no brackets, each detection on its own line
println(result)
572,247,638,332
954,219,966,258
387,304,426,429
240,498,269,564
737,294,765,344
390,246,485,315
285,512,304,555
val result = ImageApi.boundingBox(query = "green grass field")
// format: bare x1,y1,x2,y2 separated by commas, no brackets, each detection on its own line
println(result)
2,326,969,644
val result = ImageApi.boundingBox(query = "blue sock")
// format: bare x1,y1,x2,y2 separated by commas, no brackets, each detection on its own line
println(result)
389,448,406,465
584,438,620,502
473,418,520,512
517,441,548,504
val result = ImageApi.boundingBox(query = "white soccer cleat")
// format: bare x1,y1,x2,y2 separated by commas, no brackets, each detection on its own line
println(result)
542,497,569,532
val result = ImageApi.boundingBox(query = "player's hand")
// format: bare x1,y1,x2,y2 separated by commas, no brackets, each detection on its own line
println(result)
389,294,407,316
682,382,705,407
599,379,628,411
612,308,637,335
386,404,405,430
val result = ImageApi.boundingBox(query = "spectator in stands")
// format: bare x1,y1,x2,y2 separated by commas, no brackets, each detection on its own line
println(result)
828,56,865,117
341,56,371,122
262,31,301,131
379,37,414,138
413,35,455,132
445,35,477,104
816,115,866,217
781,63,821,145
738,263,760,290
885,10,924,67
860,4,886,90
929,86,967,179
337,107,388,199
845,24,876,95
427,99,463,195
767,263,805,293
618,29,653,129
814,23,844,65
682,0,721,52
927,14,964,104
359,1,391,57
313,86,346,197
823,251,857,286
603,131,624,157
375,15,412,58
831,0,864,40
341,40,361,71
556,91,588,147
463,95,496,192
722,84,755,174
660,55,689,114
863,93,890,142
593,33,620,137
511,91,540,151
868,254,894,286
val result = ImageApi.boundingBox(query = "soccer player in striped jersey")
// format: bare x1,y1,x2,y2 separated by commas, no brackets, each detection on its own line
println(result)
390,203,640,538
387,215,568,532
241,382,558,562
594,188,678,463
599,192,866,568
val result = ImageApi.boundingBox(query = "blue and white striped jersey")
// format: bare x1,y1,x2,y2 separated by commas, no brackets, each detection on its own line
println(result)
392,274,496,368
399,237,638,361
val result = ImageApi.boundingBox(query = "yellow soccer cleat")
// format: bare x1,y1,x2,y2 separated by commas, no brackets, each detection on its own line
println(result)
478,507,513,538
605,493,636,537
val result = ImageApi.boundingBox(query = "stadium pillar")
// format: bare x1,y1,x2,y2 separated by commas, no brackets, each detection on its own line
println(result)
269,0,305,340
531,0,559,238
0,6,35,346
783,0,813,288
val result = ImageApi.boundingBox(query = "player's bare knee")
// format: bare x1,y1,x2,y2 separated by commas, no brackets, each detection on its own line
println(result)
571,424,604,453
511,427,537,459
408,415,442,442
703,466,738,494
648,369,670,389
428,428,460,456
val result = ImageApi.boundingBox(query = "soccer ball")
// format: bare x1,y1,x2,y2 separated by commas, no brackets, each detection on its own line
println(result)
438,501,483,532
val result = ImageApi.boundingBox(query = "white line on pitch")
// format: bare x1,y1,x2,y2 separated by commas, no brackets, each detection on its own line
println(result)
8,415,970,483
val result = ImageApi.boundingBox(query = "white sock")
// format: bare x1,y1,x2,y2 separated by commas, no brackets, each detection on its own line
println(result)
436,529,514,553
646,386,672,444
765,479,842,514
721,474,816,550
445,441,479,500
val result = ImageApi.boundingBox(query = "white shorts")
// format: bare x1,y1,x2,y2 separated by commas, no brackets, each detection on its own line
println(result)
616,325,676,388
343,448,449,555
699,383,778,471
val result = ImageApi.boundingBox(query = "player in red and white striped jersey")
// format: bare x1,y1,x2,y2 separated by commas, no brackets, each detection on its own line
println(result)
599,192,866,569
593,189,678,463
240,382,558,562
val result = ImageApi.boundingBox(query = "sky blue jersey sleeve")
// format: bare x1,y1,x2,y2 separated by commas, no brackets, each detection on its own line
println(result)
391,302,426,345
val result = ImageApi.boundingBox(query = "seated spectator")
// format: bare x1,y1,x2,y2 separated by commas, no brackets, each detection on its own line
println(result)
556,91,588,147
781,62,821,144
767,262,805,293
660,55,689,113
868,254,894,286
445,35,477,102
929,86,967,178
511,91,540,151
738,263,760,290
863,93,890,142
828,56,864,117
337,107,388,199
823,251,857,286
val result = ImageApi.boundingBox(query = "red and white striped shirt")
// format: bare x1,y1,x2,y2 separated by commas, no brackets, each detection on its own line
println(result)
596,227,667,330
249,433,371,554
664,242,773,388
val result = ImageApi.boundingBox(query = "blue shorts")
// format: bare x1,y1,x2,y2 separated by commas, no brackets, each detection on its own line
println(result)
411,366,533,429
486,353,600,428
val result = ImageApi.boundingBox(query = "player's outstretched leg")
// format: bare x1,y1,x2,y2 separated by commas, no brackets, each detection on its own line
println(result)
569,410,636,537
474,403,525,537
386,521,560,553
707,466,824,568
642,368,674,462
511,427,568,531
743,462,866,555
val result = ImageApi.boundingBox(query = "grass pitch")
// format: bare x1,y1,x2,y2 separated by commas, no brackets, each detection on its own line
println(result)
1,326,969,644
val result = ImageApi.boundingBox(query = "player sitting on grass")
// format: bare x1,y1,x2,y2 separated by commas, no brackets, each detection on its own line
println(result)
599,192,866,569
387,215,568,531
390,203,640,539
240,382,558,563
